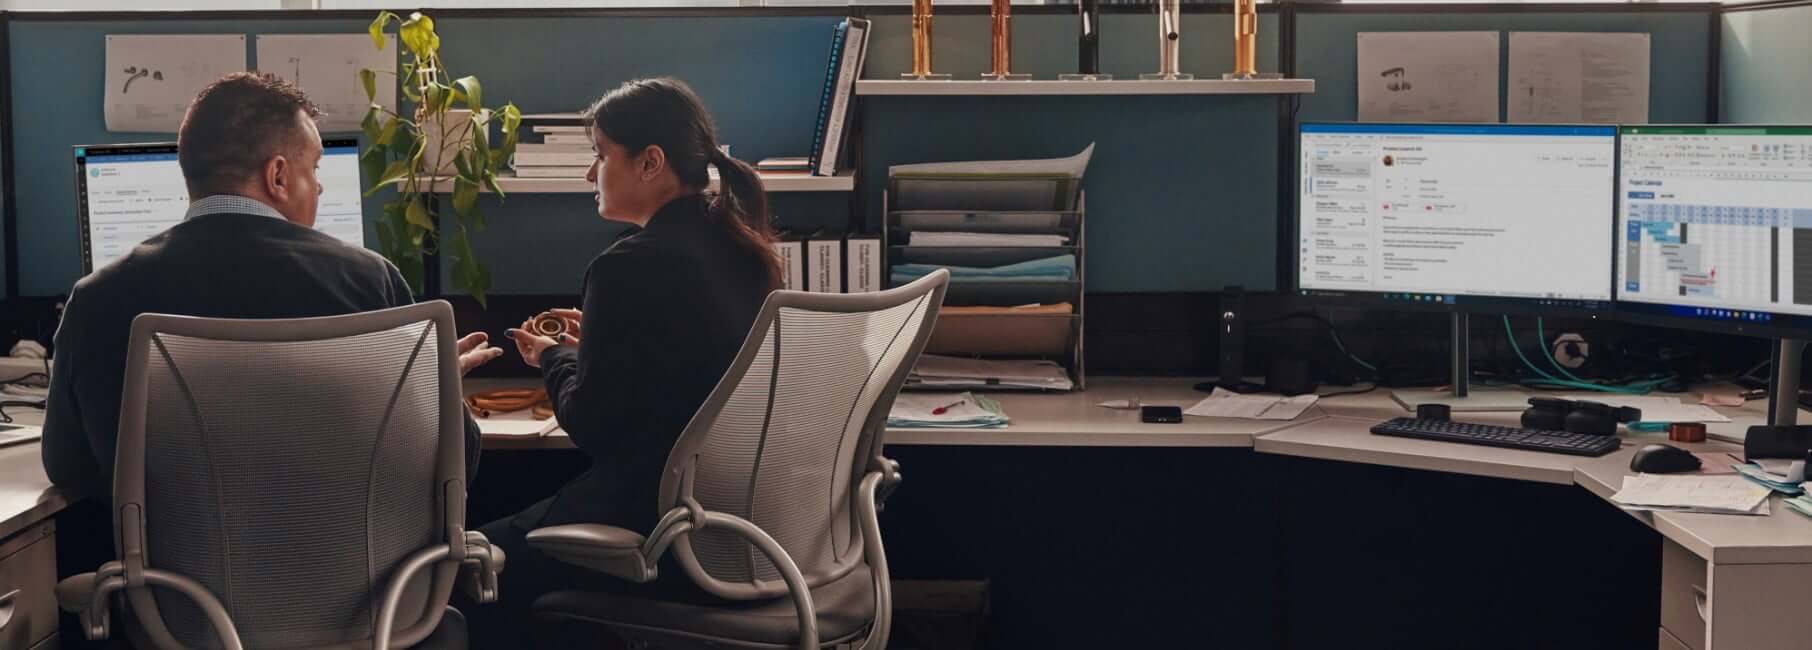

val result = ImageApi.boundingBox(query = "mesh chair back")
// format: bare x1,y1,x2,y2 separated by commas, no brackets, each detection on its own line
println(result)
663,271,947,599
112,302,466,649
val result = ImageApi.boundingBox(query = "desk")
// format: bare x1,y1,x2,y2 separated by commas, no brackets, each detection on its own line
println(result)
463,375,1812,648
0,409,68,650
469,376,1302,450
1576,446,1812,650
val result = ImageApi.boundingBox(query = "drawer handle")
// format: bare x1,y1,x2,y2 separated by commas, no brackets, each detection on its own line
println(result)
0,588,17,632
1693,585,1708,622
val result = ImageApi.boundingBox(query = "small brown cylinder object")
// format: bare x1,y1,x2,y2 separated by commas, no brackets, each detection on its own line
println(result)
1668,421,1708,444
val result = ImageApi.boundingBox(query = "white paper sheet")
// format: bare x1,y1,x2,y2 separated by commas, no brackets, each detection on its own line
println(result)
1508,32,1650,124
1588,395,1731,424
1185,388,1319,421
1612,474,1771,515
105,34,248,133
257,34,398,133
477,416,561,437
1356,32,1500,123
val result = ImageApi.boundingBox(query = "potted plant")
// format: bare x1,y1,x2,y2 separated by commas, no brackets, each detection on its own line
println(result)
359,11,521,307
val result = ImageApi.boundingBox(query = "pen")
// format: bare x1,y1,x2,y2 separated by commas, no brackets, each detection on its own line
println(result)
932,399,967,415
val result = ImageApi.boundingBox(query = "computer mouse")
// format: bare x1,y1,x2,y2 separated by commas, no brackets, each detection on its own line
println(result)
1630,443,1702,474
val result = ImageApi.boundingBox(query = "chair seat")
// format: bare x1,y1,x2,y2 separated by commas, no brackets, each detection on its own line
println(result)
532,565,876,647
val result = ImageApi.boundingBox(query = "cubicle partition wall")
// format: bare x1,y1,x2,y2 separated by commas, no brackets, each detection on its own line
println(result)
1720,0,1812,124
0,2,1750,373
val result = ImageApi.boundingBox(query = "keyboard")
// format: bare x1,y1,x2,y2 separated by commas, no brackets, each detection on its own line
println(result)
1370,418,1622,457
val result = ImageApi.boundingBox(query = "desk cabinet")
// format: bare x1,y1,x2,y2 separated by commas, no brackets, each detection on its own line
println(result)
0,519,57,650
1659,535,1812,650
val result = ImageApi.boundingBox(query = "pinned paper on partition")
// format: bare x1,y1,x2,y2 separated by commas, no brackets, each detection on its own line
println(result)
1357,32,1500,123
1508,32,1650,124
105,34,247,133
256,34,399,133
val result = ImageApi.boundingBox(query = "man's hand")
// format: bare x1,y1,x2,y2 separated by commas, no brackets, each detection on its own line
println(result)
457,332,504,376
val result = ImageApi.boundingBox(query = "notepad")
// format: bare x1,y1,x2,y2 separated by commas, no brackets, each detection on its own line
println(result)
481,417,561,437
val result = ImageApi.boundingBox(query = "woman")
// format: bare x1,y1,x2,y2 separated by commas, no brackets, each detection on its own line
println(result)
484,78,780,645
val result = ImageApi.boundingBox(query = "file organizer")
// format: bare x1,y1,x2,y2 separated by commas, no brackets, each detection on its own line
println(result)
884,174,1086,391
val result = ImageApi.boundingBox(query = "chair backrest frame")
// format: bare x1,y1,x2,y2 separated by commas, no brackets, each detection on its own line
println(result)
112,301,467,649
658,270,948,600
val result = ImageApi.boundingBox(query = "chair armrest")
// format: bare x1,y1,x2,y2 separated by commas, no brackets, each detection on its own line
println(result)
55,573,97,614
460,531,507,604
526,524,657,583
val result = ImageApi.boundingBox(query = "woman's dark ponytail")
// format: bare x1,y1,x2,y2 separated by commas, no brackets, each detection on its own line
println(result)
704,148,781,288
584,78,783,290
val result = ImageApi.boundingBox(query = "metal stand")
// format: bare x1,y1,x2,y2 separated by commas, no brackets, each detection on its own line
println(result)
1451,312,1470,398
1768,339,1805,427
1390,312,1529,412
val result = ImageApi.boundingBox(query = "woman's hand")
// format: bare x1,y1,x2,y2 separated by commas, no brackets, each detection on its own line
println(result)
508,315,579,369
549,308,583,340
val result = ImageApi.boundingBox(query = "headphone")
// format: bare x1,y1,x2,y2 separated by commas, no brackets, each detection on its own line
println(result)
1521,397,1641,436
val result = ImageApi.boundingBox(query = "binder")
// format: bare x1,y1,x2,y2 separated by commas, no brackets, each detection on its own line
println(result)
846,234,882,294
810,18,870,178
774,234,805,291
806,232,844,293
807,22,847,180
819,18,869,177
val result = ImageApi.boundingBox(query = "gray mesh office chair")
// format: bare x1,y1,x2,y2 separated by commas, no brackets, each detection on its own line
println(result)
56,301,503,650
526,269,949,650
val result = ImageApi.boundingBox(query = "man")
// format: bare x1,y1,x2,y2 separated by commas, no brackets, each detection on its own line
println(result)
42,72,501,501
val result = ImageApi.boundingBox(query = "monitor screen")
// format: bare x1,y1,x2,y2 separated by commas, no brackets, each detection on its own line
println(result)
1296,123,1618,312
75,138,366,273
1616,126,1812,332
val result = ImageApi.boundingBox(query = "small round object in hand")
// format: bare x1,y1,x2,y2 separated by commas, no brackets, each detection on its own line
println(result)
530,312,568,339
1667,421,1707,443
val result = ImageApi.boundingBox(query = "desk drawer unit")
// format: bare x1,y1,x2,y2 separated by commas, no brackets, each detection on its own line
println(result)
0,520,56,650
1660,628,1692,650
1660,540,1706,650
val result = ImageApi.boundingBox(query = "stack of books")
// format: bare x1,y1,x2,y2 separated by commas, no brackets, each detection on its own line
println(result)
513,113,590,179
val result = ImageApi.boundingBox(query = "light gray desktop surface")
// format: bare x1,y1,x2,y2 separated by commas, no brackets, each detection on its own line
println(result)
0,408,68,543
471,376,1303,449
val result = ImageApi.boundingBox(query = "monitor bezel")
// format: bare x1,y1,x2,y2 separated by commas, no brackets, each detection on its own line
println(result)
1291,121,1620,317
1611,124,1812,339
73,138,362,275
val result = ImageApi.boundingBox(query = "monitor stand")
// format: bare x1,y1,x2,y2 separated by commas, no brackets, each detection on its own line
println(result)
1390,313,1532,413
1766,338,1805,428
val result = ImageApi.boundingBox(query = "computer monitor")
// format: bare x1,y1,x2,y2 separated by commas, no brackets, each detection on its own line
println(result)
1616,125,1812,338
1296,123,1619,314
74,138,366,274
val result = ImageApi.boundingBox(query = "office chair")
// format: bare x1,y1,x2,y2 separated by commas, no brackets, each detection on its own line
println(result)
525,269,950,650
56,301,503,650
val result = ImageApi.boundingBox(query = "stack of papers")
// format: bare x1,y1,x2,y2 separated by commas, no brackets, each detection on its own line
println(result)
1184,388,1319,421
908,355,1074,391
1612,474,1772,516
909,231,1070,247
888,392,1009,429
889,144,1094,212
1734,460,1806,495
892,254,1076,284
